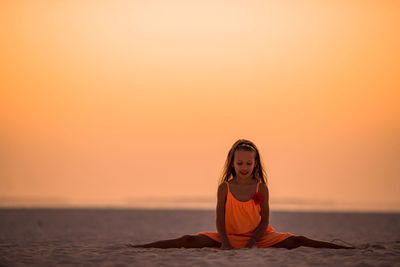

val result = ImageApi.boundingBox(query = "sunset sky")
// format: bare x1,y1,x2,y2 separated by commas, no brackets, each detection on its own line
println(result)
1,0,399,211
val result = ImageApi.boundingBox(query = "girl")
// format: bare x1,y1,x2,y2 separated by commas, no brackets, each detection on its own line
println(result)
127,139,354,250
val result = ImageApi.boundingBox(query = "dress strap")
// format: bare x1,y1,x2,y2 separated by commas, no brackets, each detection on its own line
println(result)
225,181,230,193
256,182,259,192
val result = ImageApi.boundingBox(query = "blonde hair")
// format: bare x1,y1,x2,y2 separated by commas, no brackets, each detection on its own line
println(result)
218,139,268,185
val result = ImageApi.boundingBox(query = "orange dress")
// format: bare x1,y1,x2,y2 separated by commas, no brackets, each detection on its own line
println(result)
197,181,294,249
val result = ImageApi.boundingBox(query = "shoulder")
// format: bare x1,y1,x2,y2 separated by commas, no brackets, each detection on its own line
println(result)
218,182,228,194
258,182,269,195
217,182,228,200
258,183,270,210
217,182,228,205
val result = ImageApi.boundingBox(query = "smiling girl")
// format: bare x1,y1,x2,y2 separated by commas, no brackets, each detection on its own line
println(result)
127,139,354,249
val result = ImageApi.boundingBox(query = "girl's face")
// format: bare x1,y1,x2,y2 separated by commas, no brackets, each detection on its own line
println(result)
232,150,256,180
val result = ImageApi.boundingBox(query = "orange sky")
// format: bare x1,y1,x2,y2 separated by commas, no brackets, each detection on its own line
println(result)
1,0,399,211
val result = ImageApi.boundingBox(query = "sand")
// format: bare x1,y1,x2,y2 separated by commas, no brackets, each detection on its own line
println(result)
1,209,399,266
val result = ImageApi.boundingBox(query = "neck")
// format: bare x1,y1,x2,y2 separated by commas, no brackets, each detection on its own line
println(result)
233,176,255,184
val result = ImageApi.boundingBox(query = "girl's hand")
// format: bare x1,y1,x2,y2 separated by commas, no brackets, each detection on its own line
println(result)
245,237,257,248
220,242,234,250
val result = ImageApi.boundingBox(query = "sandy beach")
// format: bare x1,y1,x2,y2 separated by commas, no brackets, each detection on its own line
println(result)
1,209,399,266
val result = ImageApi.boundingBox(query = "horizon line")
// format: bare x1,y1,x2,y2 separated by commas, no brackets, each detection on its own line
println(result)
1,196,399,214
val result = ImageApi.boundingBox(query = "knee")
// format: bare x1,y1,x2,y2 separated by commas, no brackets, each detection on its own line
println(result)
179,235,195,248
286,236,306,249
292,236,307,248
297,236,307,243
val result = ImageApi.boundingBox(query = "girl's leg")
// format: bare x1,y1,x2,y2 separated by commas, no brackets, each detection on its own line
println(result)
126,234,221,249
272,236,354,249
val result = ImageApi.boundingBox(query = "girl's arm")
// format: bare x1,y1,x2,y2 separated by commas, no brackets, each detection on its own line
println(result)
216,182,233,249
246,183,270,248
